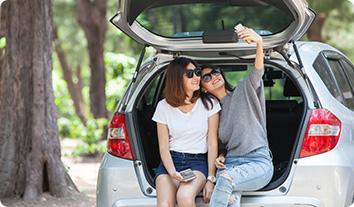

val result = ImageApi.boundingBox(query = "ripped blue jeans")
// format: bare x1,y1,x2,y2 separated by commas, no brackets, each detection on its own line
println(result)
209,147,274,207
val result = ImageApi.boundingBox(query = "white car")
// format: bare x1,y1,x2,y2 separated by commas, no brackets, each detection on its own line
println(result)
97,0,354,206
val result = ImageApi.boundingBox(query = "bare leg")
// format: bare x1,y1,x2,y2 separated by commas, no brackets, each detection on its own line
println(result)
156,174,179,207
176,171,206,207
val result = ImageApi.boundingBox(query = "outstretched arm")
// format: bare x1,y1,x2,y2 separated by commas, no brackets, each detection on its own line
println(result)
237,28,264,70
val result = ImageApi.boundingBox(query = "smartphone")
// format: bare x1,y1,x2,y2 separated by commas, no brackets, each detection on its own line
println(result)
179,168,196,182
234,23,245,32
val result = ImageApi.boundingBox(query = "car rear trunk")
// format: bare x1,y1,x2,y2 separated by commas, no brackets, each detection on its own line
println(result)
133,60,306,192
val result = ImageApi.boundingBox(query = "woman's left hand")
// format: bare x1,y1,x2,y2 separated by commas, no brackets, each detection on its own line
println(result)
203,181,215,203
215,155,226,169
236,27,263,45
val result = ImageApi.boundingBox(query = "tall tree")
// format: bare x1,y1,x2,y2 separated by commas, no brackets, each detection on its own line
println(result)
76,0,108,119
0,0,76,201
54,27,87,125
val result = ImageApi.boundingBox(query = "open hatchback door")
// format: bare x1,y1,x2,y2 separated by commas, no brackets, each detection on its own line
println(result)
111,0,315,53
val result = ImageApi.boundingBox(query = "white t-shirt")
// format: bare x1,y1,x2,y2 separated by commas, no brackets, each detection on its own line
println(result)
152,98,221,154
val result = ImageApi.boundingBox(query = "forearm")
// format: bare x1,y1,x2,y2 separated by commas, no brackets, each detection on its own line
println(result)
207,113,219,177
160,149,175,175
254,40,264,70
207,140,218,177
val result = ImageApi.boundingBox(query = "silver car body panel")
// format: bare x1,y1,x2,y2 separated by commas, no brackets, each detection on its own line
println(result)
96,153,145,207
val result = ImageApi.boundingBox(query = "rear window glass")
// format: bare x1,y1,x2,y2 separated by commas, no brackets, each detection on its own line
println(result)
328,60,354,110
313,55,344,104
137,3,293,38
223,67,301,102
341,60,354,88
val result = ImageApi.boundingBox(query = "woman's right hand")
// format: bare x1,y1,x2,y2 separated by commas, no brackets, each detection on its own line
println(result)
215,155,226,169
170,171,184,182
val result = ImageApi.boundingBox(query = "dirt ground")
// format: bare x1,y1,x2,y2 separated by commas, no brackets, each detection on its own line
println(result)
1,139,100,207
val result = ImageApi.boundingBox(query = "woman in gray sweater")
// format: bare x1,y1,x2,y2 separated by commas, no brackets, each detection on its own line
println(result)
200,27,273,207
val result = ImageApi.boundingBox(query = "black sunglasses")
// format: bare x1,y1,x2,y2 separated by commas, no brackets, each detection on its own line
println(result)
185,67,202,78
201,67,221,82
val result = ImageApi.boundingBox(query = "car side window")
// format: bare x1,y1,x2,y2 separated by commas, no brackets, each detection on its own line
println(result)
314,51,354,110
340,60,354,90
327,59,354,110
313,54,344,104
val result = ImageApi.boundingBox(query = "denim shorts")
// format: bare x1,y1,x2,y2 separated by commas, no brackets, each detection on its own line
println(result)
154,151,208,181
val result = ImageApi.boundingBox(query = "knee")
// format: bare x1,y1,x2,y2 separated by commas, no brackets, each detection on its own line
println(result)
157,201,175,207
176,192,195,207
213,171,234,192
220,171,233,181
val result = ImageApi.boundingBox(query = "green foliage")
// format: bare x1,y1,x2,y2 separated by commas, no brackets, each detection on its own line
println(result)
82,118,108,144
58,116,108,157
70,118,108,157
53,0,89,67
71,142,106,157
307,0,347,15
54,49,138,156
0,38,6,48
321,1,354,61
105,52,136,112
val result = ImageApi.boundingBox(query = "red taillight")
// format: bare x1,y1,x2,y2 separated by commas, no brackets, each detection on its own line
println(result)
300,109,342,158
107,113,134,160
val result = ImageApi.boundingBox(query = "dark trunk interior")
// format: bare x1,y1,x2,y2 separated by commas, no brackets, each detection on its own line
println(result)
134,63,305,190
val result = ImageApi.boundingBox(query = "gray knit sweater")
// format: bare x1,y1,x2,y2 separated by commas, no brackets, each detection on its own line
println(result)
219,68,268,156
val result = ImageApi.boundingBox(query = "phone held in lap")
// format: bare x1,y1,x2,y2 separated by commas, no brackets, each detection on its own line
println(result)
179,168,196,182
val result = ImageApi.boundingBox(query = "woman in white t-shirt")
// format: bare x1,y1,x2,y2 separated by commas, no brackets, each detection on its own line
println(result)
152,57,221,207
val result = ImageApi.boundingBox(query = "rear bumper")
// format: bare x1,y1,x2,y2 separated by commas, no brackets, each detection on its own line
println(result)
112,196,321,207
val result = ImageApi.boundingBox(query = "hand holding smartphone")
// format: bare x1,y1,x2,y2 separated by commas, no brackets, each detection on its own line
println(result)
234,23,252,43
179,168,196,182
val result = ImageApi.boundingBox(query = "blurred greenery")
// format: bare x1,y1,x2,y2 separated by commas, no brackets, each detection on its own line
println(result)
71,118,108,157
52,0,354,156
0,38,6,48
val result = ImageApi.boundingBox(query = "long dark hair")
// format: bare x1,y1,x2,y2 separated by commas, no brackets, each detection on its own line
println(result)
163,57,200,107
199,65,234,109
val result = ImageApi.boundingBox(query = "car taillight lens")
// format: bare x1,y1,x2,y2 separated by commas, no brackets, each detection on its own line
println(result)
299,109,341,158
107,113,134,160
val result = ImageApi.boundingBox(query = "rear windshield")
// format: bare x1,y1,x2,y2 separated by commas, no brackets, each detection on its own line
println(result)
136,3,293,38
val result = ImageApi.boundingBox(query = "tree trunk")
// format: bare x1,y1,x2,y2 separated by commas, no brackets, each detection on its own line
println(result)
76,0,108,119
54,28,87,125
307,13,326,41
0,0,76,201
0,1,7,38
